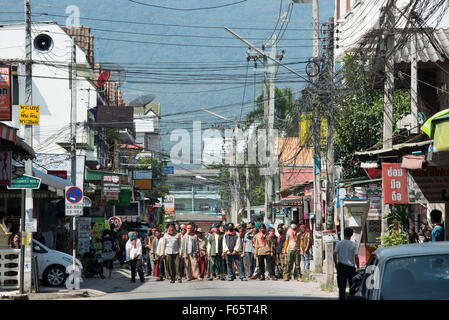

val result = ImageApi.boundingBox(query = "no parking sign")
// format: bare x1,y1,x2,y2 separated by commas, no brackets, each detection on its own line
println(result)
65,186,84,216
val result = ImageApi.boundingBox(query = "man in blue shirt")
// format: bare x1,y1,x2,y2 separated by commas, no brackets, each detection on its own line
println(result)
430,209,445,242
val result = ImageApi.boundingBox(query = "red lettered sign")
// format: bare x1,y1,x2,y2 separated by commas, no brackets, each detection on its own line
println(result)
382,163,409,204
0,66,11,121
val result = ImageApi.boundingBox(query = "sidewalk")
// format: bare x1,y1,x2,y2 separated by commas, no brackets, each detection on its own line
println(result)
1,262,143,300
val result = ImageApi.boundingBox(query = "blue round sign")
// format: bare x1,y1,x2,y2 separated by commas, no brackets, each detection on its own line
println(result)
66,186,83,204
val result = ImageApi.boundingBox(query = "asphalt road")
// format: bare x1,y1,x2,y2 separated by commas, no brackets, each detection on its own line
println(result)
65,266,338,300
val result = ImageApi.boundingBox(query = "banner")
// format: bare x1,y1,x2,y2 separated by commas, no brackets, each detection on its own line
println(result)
0,66,11,121
164,194,175,215
382,163,408,204
101,175,120,200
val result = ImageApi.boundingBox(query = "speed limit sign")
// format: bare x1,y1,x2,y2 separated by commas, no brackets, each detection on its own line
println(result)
108,216,122,230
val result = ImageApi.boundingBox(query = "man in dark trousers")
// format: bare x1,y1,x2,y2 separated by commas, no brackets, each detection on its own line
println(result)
334,227,359,300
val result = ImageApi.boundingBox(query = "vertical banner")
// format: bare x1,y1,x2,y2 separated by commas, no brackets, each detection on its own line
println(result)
163,194,175,215
0,150,11,186
0,66,11,121
382,163,409,204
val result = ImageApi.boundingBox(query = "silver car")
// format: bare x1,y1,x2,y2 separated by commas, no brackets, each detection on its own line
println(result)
350,241,449,300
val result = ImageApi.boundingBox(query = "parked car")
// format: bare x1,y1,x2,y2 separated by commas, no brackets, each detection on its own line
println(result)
32,239,83,287
349,241,449,300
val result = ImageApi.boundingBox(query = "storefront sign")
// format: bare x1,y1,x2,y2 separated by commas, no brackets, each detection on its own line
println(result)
382,163,408,204
47,170,68,180
164,194,175,215
19,105,40,125
134,179,152,190
8,174,41,189
133,170,152,180
0,66,11,121
0,151,11,186
409,167,449,203
77,217,91,254
101,175,120,200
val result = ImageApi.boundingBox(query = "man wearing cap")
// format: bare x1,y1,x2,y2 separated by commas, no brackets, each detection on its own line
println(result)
196,228,208,280
208,224,225,281
283,222,303,282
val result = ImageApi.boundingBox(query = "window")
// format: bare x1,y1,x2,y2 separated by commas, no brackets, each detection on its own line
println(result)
380,254,449,300
175,203,185,211
360,254,379,299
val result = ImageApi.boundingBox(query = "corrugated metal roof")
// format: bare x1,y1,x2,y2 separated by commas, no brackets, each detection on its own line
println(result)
395,28,449,64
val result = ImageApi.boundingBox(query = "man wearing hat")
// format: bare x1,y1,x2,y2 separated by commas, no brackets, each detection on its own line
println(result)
196,227,208,280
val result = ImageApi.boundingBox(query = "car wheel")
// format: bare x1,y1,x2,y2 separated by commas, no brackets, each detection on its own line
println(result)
43,265,67,287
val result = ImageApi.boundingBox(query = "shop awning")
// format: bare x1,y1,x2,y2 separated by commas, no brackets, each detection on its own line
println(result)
0,123,17,143
421,108,449,138
401,154,426,170
32,168,73,195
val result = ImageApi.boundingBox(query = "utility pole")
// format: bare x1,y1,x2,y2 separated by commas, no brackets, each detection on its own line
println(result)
267,34,276,224
70,37,78,289
230,118,241,224
21,0,33,294
324,17,335,286
311,0,323,274
382,0,395,239
410,31,418,134
263,44,269,224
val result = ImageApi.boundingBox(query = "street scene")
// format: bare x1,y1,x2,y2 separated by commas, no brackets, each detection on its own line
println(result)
0,0,449,304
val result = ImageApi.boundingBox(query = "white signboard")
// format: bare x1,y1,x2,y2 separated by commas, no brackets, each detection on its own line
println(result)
133,170,152,180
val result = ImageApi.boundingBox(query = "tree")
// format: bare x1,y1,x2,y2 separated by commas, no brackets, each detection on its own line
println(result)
334,54,411,179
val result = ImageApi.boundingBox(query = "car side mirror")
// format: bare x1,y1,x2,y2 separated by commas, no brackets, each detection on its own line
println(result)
34,245,41,252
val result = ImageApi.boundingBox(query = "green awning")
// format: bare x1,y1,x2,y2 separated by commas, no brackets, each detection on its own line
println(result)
85,168,126,181
421,108,449,138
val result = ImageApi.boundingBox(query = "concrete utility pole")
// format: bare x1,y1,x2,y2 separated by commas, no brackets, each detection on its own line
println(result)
410,31,418,134
267,34,276,224
382,0,395,239
230,118,241,223
70,38,78,289
324,18,335,286
22,0,33,293
311,0,323,274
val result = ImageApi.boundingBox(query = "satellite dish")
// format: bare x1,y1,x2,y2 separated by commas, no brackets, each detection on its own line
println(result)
129,94,156,108
96,70,111,88
34,34,54,52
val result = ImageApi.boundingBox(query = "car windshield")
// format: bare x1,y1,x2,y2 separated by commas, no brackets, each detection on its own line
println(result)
381,254,449,300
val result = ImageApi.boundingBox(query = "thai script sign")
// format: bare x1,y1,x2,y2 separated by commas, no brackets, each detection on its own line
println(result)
382,163,408,204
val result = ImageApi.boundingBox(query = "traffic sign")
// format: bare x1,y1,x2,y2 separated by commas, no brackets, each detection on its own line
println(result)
7,174,41,189
163,166,174,175
65,186,83,216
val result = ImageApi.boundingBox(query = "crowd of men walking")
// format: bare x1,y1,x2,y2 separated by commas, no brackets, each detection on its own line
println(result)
134,221,313,284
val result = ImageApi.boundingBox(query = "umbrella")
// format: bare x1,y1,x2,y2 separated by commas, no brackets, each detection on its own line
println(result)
421,108,449,138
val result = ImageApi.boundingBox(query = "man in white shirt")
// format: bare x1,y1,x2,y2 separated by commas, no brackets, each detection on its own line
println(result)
334,227,360,300
180,223,200,281
125,232,145,283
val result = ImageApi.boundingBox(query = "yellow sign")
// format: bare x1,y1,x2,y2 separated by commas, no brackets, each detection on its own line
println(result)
19,105,39,125
134,179,152,190
300,113,327,146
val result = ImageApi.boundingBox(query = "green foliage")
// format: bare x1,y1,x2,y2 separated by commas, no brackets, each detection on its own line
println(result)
334,54,411,179
246,86,298,137
377,229,409,248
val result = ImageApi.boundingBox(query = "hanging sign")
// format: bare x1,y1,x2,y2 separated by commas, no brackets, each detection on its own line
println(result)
19,105,40,125
0,66,11,121
382,163,409,204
